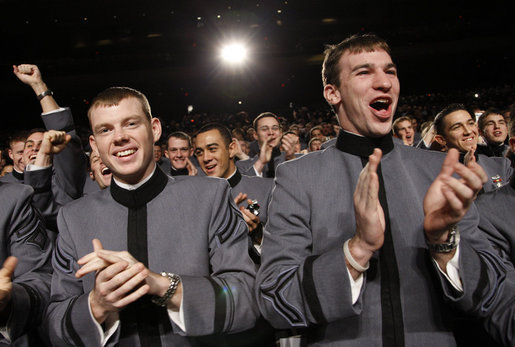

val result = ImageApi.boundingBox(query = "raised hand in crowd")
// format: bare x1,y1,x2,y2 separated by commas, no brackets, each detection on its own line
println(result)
281,132,298,160
34,130,71,167
13,64,58,112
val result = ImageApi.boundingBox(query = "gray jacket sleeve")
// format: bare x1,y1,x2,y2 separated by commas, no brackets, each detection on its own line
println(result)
41,107,87,203
0,183,52,343
46,209,105,347
178,180,259,335
256,163,358,329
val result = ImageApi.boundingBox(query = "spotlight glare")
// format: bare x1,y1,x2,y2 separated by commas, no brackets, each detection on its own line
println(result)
221,43,248,64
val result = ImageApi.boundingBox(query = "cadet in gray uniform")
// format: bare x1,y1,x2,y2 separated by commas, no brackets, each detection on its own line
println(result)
195,123,274,259
195,122,276,346
236,113,297,178
256,33,511,346
0,182,52,346
432,103,513,192
47,87,257,346
1,64,86,231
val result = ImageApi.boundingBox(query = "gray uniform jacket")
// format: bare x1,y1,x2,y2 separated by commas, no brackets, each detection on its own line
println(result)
476,154,513,193
47,169,258,346
256,131,510,346
236,150,286,178
476,175,515,265
228,170,274,226
0,108,86,231
0,182,52,346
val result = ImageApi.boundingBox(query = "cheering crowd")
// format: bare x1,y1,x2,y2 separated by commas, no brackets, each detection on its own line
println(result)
0,33,513,346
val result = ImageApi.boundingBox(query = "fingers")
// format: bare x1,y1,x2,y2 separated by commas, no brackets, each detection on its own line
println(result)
439,148,459,178
0,257,18,279
239,206,259,231
93,239,104,252
76,256,112,278
45,130,67,145
233,193,248,205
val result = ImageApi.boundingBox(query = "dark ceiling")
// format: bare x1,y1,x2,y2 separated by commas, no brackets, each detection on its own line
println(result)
1,0,514,131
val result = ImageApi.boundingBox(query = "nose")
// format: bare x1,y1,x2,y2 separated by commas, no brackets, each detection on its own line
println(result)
113,128,129,144
373,71,392,91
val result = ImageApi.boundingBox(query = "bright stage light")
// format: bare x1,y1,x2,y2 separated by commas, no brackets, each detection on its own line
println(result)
221,43,248,64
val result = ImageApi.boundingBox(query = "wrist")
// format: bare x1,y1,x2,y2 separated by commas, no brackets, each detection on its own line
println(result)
89,292,108,324
346,237,374,269
31,82,48,96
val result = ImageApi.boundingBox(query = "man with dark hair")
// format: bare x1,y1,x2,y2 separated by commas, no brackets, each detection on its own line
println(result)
195,123,274,257
163,131,198,176
433,103,512,192
236,112,297,178
47,86,257,346
476,108,509,157
256,33,510,346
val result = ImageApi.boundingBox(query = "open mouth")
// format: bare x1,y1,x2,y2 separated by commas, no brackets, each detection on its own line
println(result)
101,167,112,176
370,98,391,111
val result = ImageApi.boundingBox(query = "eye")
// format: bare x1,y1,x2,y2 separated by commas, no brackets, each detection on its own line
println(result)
356,70,369,75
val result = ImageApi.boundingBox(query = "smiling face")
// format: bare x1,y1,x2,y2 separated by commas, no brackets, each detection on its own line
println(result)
9,140,25,172
436,110,478,153
195,129,236,179
324,49,399,137
165,137,192,170
89,97,161,185
22,132,44,166
255,116,282,148
89,151,112,189
480,113,508,146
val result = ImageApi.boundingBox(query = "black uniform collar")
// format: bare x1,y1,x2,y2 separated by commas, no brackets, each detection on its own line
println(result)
170,166,189,176
335,130,394,157
110,168,168,209
227,169,242,188
12,169,24,181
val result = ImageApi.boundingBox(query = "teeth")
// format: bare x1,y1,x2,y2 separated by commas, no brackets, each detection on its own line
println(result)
101,167,111,175
116,149,136,157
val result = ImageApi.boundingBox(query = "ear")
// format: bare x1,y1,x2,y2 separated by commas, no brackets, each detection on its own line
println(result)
89,135,98,154
164,150,170,159
323,84,341,106
433,134,447,148
89,171,95,181
228,139,238,159
150,117,162,143
7,149,13,161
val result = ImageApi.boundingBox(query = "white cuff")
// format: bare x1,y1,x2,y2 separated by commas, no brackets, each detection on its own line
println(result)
25,163,51,172
42,107,66,116
433,244,463,292
168,292,186,332
253,164,263,177
88,294,120,346
346,267,364,305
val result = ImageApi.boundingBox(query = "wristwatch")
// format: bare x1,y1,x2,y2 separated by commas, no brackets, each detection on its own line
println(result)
426,225,460,253
152,272,181,307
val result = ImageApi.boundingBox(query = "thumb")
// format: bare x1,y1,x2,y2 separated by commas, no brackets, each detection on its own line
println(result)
0,257,18,278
